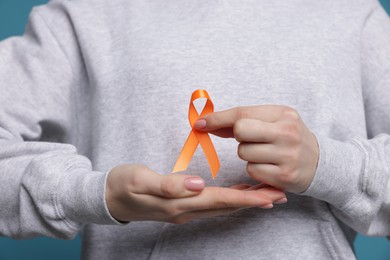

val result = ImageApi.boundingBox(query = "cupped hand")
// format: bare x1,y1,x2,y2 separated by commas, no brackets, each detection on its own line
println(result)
194,106,319,193
105,164,286,224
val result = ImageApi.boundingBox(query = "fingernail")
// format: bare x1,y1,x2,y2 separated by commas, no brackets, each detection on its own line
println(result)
194,119,206,129
261,204,274,209
184,177,205,191
274,198,288,204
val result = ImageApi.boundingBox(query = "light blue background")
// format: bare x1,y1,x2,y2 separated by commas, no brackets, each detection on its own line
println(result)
1,0,390,259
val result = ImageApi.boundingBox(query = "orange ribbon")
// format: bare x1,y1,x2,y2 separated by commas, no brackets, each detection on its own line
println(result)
172,89,220,178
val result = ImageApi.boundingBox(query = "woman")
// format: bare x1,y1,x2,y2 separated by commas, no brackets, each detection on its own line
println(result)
0,0,389,259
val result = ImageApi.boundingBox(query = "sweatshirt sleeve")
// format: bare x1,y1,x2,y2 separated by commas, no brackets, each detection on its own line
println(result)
0,4,119,240
302,1,390,236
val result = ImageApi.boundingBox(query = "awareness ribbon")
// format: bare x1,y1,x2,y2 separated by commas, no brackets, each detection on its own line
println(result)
172,89,220,178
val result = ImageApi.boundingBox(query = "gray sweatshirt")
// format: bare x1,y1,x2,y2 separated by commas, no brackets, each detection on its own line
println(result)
1,0,390,259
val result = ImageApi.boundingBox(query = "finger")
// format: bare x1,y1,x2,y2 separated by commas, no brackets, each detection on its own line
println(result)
173,194,289,224
129,165,205,198
125,186,285,222
229,184,253,190
246,163,282,187
209,128,234,138
238,143,282,163
233,119,278,143
246,183,271,190
176,186,285,212
194,105,288,132
251,186,286,201
275,198,288,204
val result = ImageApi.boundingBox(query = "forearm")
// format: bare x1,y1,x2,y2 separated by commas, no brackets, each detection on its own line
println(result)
0,138,118,239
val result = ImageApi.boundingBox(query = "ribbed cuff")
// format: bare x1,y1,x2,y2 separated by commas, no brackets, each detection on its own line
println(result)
55,158,124,228
22,148,124,239
301,136,365,209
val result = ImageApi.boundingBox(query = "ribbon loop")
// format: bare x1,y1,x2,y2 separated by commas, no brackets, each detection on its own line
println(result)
172,89,220,178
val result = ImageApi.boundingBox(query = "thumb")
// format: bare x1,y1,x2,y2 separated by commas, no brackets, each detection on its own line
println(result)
158,173,205,198
129,165,205,198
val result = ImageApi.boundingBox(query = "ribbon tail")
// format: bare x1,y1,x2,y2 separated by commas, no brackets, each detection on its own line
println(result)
196,132,220,179
172,131,198,173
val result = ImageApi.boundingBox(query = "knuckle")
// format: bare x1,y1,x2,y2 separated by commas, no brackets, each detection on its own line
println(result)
206,187,230,210
214,187,229,208
234,106,249,120
160,177,179,197
246,163,259,180
278,169,299,187
128,175,140,189
280,106,300,120
233,119,246,142
128,167,145,188
279,123,302,144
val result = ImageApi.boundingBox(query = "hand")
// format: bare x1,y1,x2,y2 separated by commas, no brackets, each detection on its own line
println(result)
194,106,319,193
105,164,286,224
